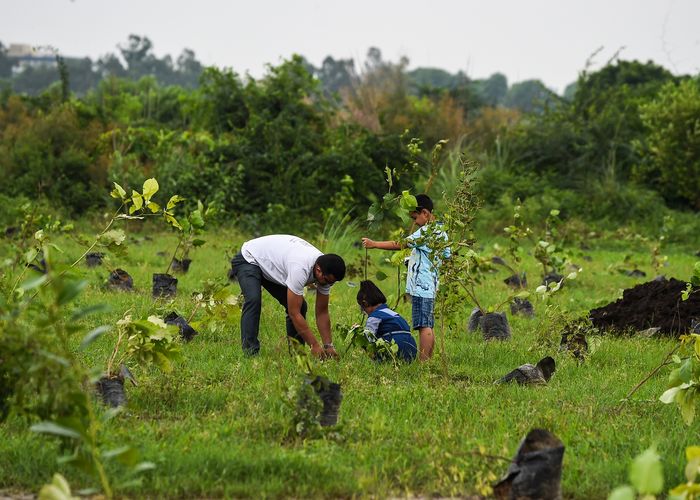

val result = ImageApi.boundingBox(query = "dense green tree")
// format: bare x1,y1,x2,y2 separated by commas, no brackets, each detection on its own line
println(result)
634,78,700,208
503,79,556,113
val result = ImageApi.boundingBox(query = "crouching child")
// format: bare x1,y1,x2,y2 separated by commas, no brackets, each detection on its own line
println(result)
357,280,417,363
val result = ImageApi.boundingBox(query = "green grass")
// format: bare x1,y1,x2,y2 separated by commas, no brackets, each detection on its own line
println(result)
1,226,699,498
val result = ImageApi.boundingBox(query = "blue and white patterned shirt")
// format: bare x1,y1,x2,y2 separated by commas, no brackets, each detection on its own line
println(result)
405,222,450,299
366,304,412,339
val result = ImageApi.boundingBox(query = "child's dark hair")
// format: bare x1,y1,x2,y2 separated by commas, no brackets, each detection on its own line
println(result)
357,280,386,307
415,194,434,213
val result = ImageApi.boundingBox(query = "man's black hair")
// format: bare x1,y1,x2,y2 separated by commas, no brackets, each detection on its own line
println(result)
357,280,386,307
316,254,346,281
414,193,434,213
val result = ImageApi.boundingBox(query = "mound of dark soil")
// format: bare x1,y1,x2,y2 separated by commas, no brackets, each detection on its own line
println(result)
589,278,700,336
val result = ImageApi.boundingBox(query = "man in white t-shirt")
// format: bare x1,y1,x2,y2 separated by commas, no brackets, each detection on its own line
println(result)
230,235,346,358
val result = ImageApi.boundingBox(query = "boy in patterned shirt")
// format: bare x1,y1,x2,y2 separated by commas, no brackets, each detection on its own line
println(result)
361,194,449,361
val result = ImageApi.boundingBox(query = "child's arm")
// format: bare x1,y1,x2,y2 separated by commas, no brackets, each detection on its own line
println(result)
361,238,403,250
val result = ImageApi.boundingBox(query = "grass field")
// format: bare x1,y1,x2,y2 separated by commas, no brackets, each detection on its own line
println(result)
1,225,699,498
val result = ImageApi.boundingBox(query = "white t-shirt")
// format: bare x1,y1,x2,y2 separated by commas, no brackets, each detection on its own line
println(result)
240,235,332,296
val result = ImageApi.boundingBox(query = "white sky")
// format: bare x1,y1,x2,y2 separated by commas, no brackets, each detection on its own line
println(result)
2,0,699,94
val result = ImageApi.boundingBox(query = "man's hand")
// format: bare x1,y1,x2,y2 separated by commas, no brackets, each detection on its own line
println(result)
310,343,327,359
361,237,375,249
324,345,339,360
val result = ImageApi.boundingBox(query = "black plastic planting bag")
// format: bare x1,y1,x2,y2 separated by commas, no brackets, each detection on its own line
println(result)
96,377,126,408
106,268,133,291
480,312,511,341
494,428,564,500
152,273,177,298
164,311,198,341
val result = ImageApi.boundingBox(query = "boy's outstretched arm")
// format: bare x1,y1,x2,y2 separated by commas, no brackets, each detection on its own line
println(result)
361,238,403,250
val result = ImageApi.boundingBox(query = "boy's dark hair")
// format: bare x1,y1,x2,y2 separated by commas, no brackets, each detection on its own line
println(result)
316,254,346,281
414,194,434,213
357,280,387,307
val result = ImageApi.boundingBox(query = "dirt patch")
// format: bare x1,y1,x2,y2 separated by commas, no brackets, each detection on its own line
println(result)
589,278,700,336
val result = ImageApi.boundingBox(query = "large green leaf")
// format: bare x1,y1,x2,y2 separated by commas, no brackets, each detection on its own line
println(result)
110,182,127,200
98,229,126,247
607,485,635,500
79,325,111,350
102,445,139,466
18,274,48,292
629,447,663,495
142,178,159,201
129,192,143,214
31,421,82,440
56,280,88,306
167,195,184,210
39,473,76,500
189,210,205,229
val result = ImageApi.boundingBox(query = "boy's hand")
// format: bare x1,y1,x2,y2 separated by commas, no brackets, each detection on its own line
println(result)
361,238,375,249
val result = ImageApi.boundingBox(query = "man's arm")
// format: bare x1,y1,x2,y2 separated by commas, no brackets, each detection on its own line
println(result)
315,292,332,345
287,289,325,357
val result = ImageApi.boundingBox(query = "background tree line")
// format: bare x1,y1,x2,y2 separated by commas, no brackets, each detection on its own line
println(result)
0,35,698,239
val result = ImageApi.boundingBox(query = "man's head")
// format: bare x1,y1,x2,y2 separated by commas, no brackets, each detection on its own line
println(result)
313,253,346,286
410,193,434,227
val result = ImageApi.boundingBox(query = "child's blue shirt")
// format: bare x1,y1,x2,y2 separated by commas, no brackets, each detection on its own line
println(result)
405,221,450,299
365,304,411,338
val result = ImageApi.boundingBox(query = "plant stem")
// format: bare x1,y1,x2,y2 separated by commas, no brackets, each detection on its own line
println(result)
166,239,183,275
439,296,448,379
620,343,680,403
186,302,200,324
85,399,113,499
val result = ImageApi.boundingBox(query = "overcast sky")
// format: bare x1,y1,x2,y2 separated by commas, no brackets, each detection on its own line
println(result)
2,0,699,93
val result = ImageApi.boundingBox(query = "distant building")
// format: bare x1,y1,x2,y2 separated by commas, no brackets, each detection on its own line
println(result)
7,43,57,74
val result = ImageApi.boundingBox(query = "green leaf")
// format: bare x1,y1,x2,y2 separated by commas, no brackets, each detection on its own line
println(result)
680,357,693,383
685,455,700,483
39,482,74,500
668,367,684,388
133,461,157,473
167,195,184,210
70,303,111,322
25,248,38,265
103,445,139,466
375,270,388,281
189,210,205,229
56,280,88,306
192,239,206,247
79,325,111,350
550,209,560,217
678,388,696,425
514,290,530,299
110,182,127,200
19,274,48,292
629,447,664,495
164,212,182,230
146,201,161,213
98,229,126,247
660,386,682,404
142,178,159,201
130,192,143,214
607,485,635,500
399,191,417,211
31,421,82,440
